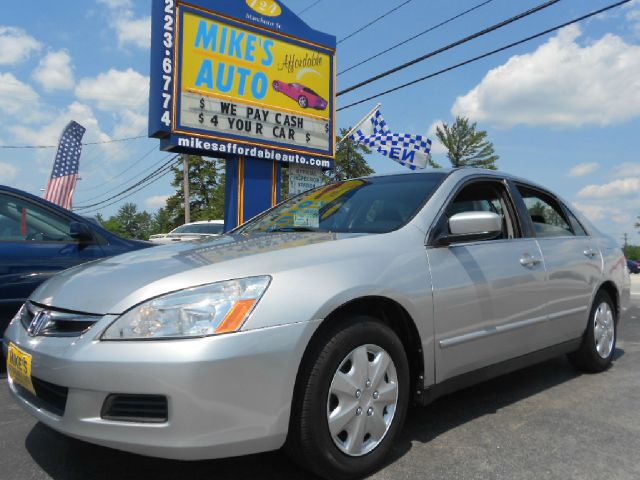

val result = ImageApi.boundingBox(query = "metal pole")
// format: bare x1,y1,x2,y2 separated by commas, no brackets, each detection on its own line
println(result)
338,103,382,144
183,154,191,224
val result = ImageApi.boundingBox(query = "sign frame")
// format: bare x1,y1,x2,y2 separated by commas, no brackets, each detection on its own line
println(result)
149,0,337,169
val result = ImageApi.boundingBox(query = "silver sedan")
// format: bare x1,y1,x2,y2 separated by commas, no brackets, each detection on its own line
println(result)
3,169,631,479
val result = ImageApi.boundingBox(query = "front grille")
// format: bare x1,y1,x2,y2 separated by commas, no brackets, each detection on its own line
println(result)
101,394,168,423
20,302,101,337
14,376,68,417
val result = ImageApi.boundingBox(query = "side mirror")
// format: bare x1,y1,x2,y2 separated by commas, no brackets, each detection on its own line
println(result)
436,211,502,246
69,221,93,244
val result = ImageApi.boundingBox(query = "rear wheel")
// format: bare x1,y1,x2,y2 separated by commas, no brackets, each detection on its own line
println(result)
272,80,280,92
298,96,308,108
286,316,409,480
568,290,617,372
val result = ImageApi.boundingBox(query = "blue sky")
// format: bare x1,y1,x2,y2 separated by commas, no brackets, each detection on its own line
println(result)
0,0,639,243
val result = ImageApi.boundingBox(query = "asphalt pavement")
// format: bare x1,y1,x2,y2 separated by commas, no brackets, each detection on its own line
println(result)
1,279,639,480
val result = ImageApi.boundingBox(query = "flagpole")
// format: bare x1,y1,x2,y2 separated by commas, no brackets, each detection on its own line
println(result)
337,103,381,144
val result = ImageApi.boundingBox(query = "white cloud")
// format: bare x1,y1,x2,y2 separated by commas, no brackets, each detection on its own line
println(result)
114,16,151,49
612,162,640,177
0,26,41,65
576,177,640,199
98,0,150,49
32,50,75,91
97,0,132,7
75,68,148,112
568,162,599,177
113,109,147,138
0,161,18,181
145,195,170,209
452,25,640,127
0,73,40,116
8,101,128,163
572,202,608,222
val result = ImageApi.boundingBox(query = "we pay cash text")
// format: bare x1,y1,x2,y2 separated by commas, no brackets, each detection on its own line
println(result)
181,93,329,150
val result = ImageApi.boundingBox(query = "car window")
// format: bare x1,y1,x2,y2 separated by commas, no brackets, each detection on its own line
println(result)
0,193,74,243
237,173,446,234
517,186,574,238
444,181,516,240
564,207,588,236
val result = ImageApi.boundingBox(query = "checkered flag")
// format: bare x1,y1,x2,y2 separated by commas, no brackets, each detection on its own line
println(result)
348,106,432,170
44,121,85,209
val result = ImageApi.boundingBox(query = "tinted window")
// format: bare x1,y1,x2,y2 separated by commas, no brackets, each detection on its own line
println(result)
564,207,588,236
237,174,445,234
0,193,73,242
517,186,573,238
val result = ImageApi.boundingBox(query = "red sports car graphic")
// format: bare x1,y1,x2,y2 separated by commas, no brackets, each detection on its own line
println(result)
272,80,328,110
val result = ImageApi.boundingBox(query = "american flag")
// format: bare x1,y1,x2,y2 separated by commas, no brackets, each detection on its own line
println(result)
44,121,85,209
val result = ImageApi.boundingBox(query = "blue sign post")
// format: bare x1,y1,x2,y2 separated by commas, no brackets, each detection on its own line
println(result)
149,0,336,231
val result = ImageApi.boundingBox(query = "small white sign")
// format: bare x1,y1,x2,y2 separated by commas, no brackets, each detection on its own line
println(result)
289,164,324,196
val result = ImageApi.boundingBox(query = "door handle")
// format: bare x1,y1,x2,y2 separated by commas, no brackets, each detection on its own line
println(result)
520,254,541,268
583,248,597,258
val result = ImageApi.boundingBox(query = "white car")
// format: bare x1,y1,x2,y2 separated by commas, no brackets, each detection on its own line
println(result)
149,220,224,244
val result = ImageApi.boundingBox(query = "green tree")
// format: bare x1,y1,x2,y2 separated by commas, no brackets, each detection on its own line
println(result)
324,128,374,182
152,207,174,234
436,116,499,170
626,244,640,260
108,203,156,239
166,155,226,224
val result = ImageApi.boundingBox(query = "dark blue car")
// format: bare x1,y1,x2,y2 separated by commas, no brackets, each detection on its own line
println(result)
628,259,640,274
0,185,152,336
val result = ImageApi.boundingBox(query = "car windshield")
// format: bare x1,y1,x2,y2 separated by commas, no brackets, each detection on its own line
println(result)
172,223,224,234
236,173,445,234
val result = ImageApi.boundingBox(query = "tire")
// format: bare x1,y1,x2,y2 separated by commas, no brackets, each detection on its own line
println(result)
286,316,410,480
272,81,280,92
567,290,617,372
298,96,308,108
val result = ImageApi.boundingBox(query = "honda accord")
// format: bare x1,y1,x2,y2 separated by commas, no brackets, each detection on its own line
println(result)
3,169,630,479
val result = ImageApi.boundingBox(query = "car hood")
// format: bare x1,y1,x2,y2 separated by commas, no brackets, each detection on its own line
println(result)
31,231,367,315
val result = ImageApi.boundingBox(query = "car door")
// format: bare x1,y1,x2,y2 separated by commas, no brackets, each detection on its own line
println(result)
427,178,549,383
514,184,601,344
0,191,104,326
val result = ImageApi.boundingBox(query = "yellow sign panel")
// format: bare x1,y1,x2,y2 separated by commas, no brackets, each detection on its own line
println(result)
7,342,35,395
181,11,331,120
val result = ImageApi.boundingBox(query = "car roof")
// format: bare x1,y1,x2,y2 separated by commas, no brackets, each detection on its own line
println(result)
361,168,548,191
0,184,89,222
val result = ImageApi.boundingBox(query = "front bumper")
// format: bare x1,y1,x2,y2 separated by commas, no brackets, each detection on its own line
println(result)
3,317,320,460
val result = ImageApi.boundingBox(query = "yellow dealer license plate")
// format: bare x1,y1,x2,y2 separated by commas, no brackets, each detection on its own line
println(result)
6,343,35,395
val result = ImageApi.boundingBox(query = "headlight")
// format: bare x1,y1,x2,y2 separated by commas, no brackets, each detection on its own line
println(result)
101,276,271,340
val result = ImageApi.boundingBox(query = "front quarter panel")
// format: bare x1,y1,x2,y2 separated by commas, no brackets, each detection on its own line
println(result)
241,226,436,386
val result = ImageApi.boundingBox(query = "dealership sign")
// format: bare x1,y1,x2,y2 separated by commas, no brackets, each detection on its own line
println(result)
149,0,336,168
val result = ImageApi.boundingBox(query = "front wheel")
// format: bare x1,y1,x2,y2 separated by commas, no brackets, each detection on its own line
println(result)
286,316,409,480
298,96,308,108
568,290,617,372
